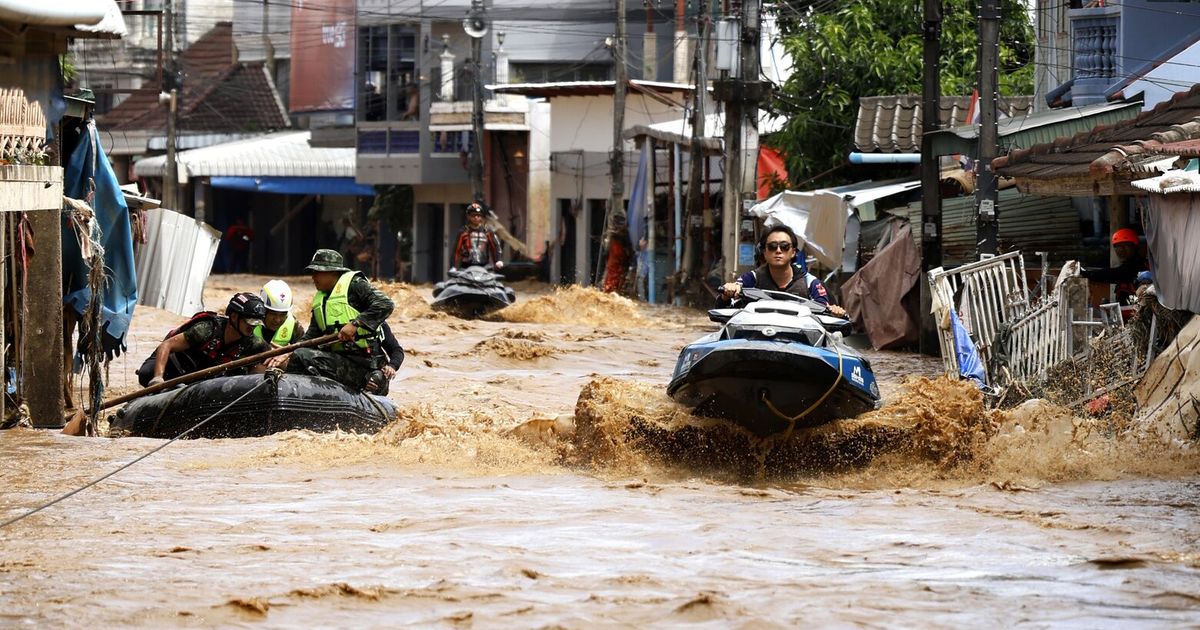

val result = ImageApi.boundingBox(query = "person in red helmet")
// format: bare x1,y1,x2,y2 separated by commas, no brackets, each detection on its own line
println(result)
1080,227,1149,305
452,202,504,270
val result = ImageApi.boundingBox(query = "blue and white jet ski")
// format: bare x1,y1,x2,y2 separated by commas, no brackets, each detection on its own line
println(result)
667,288,880,437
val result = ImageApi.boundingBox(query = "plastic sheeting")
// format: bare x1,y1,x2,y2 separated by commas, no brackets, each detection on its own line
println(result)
748,190,847,269
951,309,986,386
62,119,137,359
134,208,221,317
1141,192,1200,313
841,224,920,350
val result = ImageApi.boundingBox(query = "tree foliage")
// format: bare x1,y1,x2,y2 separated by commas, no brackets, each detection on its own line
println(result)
769,0,1035,183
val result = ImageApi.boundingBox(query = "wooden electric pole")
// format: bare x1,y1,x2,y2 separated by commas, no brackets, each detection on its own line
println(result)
975,0,1001,256
163,0,179,211
609,0,628,226
683,3,709,285
715,0,763,280
262,0,275,80
466,0,488,203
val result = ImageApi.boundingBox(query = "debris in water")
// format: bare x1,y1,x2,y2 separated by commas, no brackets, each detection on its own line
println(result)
225,597,270,616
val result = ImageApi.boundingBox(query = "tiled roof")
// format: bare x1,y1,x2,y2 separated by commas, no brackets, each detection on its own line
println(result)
98,22,287,136
853,95,1034,153
179,63,289,133
994,84,1200,182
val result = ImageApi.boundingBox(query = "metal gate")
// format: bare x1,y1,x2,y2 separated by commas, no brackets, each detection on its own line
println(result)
928,251,1029,383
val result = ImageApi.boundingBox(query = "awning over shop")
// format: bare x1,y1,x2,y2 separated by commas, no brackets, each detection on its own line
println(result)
926,98,1143,157
134,131,356,184
211,176,374,196
623,111,786,151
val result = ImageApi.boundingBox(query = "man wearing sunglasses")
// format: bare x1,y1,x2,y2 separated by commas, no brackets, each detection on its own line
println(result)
718,224,847,317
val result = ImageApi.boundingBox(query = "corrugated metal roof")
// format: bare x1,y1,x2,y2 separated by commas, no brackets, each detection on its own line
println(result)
1131,169,1200,194
133,131,355,180
892,189,1083,266
927,99,1144,157
624,111,785,150
0,0,126,37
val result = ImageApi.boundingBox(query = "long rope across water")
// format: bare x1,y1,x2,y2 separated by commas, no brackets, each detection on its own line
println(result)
0,376,274,529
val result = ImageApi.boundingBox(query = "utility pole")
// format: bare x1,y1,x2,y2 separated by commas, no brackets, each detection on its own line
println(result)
672,0,689,83
609,0,628,227
465,0,488,202
162,0,179,211
918,0,942,355
920,0,942,271
975,0,1001,256
643,1,656,80
164,89,178,210
262,0,275,80
715,0,763,280
683,3,709,284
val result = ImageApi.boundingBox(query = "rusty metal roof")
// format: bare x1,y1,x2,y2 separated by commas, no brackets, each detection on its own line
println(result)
994,84,1200,184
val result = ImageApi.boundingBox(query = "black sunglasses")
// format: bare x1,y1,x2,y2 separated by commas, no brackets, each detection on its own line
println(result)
765,241,793,252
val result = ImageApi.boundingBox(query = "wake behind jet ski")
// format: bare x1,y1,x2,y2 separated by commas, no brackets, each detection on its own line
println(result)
432,265,516,318
667,287,880,437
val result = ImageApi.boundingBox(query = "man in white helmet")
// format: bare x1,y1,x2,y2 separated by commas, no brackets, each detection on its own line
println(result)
256,279,305,347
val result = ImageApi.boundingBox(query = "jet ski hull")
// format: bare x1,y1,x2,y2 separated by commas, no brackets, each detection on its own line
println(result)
431,283,514,318
667,339,880,437
108,374,397,439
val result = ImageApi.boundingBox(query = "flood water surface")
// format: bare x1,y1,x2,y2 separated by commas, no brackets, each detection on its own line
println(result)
2,277,1198,627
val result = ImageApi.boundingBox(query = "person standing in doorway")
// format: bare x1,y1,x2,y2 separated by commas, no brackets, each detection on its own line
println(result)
224,217,254,273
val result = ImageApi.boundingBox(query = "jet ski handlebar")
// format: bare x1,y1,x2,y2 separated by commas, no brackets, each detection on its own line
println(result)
737,287,827,313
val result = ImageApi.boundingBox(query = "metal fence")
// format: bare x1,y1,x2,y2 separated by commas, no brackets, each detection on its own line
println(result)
1002,298,1070,383
929,251,1157,392
928,251,1030,382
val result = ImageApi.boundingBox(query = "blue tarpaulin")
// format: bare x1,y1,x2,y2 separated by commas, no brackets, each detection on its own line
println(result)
626,143,653,302
950,309,986,387
62,120,138,361
211,176,375,196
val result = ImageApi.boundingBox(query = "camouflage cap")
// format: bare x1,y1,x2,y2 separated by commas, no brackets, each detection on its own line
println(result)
305,248,350,272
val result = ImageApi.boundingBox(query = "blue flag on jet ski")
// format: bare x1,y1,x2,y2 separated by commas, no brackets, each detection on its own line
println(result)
62,120,138,362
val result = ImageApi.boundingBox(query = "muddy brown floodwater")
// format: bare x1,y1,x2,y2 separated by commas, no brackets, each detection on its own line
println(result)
2,274,1199,627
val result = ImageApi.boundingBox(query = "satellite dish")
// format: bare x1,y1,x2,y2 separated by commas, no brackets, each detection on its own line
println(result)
463,14,488,39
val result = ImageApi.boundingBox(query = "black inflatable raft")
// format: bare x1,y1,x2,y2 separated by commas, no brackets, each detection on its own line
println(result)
108,373,398,439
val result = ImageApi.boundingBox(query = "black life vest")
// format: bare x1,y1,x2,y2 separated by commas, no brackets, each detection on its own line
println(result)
168,312,247,365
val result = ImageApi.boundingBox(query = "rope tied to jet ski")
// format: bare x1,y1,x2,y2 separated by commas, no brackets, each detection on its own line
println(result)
0,371,280,530
760,341,845,443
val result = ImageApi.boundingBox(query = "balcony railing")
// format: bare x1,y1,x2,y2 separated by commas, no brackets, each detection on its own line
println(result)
356,121,420,155
1075,11,1118,81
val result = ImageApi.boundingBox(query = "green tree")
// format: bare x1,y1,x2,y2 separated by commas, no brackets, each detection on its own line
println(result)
770,0,1034,183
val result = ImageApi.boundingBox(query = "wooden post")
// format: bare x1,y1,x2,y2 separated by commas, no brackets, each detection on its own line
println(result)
26,208,64,427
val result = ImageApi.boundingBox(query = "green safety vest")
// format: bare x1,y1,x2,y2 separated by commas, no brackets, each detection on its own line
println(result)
254,313,297,346
311,271,375,352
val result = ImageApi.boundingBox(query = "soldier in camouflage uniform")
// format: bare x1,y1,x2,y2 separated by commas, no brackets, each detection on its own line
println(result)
271,249,395,393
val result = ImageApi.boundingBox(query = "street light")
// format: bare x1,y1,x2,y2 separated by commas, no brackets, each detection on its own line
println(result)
464,0,488,203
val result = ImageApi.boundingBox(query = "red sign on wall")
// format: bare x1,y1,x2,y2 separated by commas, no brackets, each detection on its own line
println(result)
289,0,356,113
